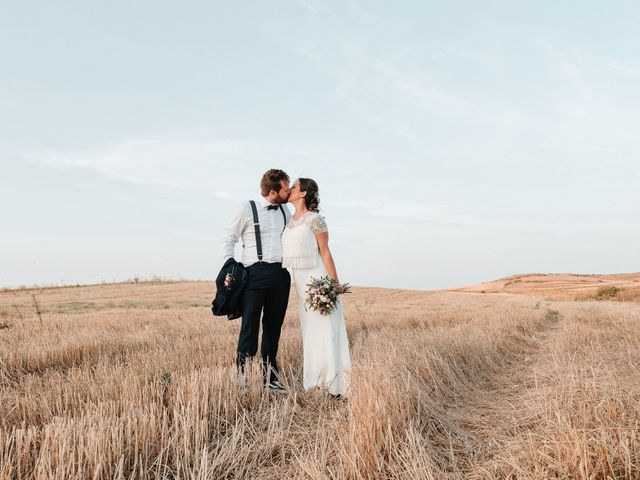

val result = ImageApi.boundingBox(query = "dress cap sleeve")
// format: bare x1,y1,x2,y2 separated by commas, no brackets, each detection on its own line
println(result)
309,213,328,233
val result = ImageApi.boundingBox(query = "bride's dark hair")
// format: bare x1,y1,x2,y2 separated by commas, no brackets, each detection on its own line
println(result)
298,178,320,212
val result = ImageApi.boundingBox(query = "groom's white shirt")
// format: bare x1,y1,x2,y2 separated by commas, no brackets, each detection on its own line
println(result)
220,196,291,267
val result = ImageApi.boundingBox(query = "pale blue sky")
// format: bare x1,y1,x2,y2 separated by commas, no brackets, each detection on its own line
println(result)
1,1,639,290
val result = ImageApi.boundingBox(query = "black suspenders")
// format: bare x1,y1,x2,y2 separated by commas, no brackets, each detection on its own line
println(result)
278,204,286,230
249,201,287,263
249,200,263,261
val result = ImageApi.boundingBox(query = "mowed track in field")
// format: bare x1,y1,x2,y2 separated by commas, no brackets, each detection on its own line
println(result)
1,281,639,479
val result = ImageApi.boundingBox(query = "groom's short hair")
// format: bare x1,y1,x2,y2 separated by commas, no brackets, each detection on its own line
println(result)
260,169,290,196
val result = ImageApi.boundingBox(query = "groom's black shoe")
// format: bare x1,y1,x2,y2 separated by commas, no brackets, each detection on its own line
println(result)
268,380,286,392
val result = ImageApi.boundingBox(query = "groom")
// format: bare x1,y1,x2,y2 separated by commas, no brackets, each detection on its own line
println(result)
220,169,292,391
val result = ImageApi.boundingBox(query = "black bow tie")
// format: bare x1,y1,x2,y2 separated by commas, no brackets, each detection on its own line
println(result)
266,204,279,211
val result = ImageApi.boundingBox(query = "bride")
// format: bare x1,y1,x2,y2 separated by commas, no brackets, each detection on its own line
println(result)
282,178,351,397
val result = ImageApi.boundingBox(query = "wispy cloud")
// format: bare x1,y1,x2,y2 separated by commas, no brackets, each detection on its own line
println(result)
609,62,640,77
23,130,385,195
283,13,532,145
26,132,252,189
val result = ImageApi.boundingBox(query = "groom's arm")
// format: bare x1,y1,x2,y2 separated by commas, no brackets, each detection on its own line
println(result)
220,203,247,262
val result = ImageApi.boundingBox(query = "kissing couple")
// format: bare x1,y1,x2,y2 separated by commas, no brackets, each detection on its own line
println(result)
219,169,351,397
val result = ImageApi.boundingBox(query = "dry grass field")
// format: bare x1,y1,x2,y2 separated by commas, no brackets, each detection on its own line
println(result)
450,272,640,302
1,279,639,479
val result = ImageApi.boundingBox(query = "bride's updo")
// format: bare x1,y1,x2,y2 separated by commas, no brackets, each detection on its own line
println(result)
298,178,320,212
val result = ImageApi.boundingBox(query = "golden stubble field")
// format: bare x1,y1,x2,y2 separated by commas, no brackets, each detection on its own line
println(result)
1,280,639,479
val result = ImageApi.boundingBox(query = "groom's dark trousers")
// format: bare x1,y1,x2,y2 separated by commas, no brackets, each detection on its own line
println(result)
237,262,291,382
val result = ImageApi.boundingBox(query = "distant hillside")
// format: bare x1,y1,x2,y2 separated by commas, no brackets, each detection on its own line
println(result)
448,272,640,301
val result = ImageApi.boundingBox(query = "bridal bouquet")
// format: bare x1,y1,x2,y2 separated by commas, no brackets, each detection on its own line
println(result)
305,275,351,316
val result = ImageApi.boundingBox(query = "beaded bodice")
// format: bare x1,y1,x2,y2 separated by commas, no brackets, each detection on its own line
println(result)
282,211,328,269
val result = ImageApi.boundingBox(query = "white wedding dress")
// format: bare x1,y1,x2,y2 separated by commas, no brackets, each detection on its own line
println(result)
282,211,351,396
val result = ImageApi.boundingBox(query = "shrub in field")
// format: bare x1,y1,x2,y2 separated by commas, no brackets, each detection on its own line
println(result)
595,286,623,300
